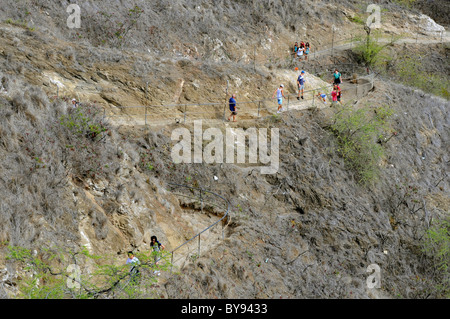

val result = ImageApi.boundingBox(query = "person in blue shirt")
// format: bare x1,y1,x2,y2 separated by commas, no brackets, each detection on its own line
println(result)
228,94,237,122
297,70,306,100
292,42,298,58
316,92,327,105
304,42,310,61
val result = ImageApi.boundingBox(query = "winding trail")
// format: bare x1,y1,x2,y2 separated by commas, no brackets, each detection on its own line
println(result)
308,31,450,60
107,32,449,128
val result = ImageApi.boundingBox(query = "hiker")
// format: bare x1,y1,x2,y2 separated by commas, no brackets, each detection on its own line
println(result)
126,251,141,281
272,84,285,113
71,98,78,108
150,235,165,266
297,42,305,61
304,42,310,61
334,83,342,104
292,42,298,57
332,69,342,85
228,93,237,122
331,87,338,106
316,92,327,104
297,70,306,100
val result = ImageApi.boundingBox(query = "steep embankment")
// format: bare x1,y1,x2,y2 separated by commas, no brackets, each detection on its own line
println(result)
159,79,449,299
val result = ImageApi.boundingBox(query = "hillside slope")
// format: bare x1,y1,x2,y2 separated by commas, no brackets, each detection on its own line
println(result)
0,0,449,299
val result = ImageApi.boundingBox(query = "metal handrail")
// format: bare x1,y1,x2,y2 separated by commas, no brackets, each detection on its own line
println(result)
105,74,374,123
153,182,231,270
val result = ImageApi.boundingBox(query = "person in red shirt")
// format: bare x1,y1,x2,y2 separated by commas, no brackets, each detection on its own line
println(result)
333,84,342,104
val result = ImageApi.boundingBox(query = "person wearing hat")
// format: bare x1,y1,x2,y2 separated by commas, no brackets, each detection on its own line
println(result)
272,84,286,113
297,70,306,100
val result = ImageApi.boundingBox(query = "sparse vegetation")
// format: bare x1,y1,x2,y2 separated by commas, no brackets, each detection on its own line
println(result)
422,217,450,298
393,55,450,99
351,31,397,68
330,103,393,184
5,244,171,299
0,0,448,301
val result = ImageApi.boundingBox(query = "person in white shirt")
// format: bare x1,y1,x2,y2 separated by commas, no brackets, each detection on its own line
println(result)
126,251,140,279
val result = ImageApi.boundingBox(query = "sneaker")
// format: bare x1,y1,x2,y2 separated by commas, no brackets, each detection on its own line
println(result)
277,110,281,113
301,96,304,100
297,97,300,100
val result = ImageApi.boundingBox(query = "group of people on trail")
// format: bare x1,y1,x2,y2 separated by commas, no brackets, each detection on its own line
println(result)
324,69,342,105
316,83,342,106
293,41,310,61
126,235,166,281
227,68,344,120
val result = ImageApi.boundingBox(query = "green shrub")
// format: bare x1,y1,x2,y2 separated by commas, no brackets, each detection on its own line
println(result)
422,217,450,298
394,55,450,99
58,104,110,179
352,31,397,68
347,15,365,25
330,104,393,184
5,244,171,299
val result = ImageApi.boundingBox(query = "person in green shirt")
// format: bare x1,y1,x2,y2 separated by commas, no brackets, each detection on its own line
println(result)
333,69,342,85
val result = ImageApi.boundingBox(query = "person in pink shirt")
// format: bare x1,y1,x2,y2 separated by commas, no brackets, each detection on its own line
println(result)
331,87,338,105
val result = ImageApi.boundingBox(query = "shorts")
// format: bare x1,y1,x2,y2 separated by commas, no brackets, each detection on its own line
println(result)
277,98,283,104
230,111,237,115
337,96,341,101
298,84,304,91
334,78,341,84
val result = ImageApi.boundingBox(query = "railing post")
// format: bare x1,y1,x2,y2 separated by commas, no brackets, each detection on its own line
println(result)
198,234,201,257
257,101,261,117
145,81,149,126
312,89,315,108
144,106,147,126
253,46,256,72
331,26,335,64
223,80,229,122
356,80,359,99
223,102,227,122
200,189,203,213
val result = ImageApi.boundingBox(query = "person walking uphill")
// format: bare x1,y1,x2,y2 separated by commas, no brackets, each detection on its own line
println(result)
126,251,141,283
150,235,165,265
228,93,237,122
273,84,286,113
150,235,165,276
297,70,306,100
332,69,342,85
333,83,342,104
304,42,310,61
